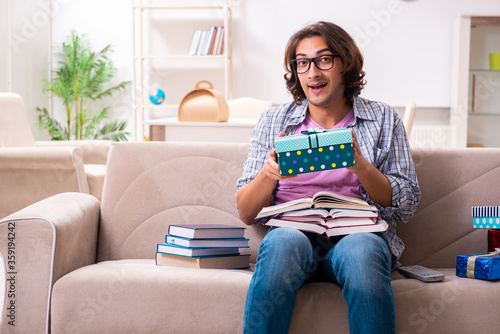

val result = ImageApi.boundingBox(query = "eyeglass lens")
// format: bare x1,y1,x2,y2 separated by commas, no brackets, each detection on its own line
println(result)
294,55,335,74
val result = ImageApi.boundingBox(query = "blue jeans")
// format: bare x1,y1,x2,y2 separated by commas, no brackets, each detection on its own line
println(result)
243,227,395,334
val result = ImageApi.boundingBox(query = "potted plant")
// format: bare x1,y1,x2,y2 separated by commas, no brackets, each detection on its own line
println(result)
38,31,131,141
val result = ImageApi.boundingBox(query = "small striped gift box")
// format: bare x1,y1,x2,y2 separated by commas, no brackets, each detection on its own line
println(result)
472,206,500,229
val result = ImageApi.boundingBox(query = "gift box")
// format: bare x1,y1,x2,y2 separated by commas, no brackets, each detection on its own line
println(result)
472,206,500,229
456,251,500,280
488,229,500,252
275,128,354,176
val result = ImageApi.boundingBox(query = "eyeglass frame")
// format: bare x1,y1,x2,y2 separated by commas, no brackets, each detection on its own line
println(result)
291,54,340,74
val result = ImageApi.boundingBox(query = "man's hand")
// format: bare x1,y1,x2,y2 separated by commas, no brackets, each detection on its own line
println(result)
264,131,298,181
346,128,370,177
346,128,392,207
236,131,296,225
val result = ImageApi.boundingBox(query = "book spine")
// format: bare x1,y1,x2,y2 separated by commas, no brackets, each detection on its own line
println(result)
197,30,208,56
189,29,202,56
472,206,500,217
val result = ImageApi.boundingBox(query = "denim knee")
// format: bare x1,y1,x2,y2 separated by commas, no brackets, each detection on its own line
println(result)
254,228,314,285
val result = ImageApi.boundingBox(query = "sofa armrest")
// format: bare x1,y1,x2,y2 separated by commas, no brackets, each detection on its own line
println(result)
36,140,112,165
0,192,100,334
0,146,89,218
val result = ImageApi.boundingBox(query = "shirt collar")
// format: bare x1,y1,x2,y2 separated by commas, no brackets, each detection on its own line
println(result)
289,101,308,125
291,96,375,125
353,96,377,121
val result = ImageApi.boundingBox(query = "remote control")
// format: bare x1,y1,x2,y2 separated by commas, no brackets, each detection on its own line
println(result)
397,265,445,282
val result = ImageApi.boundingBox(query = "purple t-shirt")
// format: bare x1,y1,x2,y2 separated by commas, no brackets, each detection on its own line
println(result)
273,110,361,204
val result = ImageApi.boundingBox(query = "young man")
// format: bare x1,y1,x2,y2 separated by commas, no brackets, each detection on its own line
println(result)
236,21,420,334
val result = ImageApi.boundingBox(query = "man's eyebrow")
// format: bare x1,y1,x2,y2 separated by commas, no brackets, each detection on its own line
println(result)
296,48,331,57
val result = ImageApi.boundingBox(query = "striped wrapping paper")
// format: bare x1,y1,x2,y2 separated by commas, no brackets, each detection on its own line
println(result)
472,206,500,229
472,206,500,217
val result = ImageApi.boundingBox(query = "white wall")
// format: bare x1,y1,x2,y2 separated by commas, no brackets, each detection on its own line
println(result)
1,0,51,139
3,0,500,139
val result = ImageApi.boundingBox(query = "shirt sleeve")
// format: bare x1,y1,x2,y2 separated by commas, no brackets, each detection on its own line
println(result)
361,115,421,225
236,113,272,189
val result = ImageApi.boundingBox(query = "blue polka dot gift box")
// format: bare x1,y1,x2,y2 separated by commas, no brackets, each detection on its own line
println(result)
472,206,500,229
456,251,500,280
275,128,354,176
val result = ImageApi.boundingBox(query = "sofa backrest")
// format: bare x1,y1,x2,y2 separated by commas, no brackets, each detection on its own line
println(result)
98,142,500,268
0,92,36,147
398,147,500,267
97,142,267,263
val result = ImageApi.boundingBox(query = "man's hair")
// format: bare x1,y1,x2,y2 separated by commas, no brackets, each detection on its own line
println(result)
284,21,366,106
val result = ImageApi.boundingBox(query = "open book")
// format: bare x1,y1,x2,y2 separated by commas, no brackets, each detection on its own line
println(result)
265,218,388,237
279,209,379,227
256,191,378,219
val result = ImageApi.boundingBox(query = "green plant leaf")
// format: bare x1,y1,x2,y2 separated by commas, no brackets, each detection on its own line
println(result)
36,107,69,140
94,120,130,141
36,30,131,141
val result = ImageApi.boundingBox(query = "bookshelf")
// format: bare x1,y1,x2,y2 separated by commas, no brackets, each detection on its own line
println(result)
451,15,500,147
132,0,233,140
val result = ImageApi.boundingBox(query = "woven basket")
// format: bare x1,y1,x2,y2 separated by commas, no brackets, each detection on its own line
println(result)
178,81,229,122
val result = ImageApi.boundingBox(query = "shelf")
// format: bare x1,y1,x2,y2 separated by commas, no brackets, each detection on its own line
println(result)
133,5,227,11
468,112,500,116
134,55,226,60
470,69,500,72
135,104,179,109
132,0,233,140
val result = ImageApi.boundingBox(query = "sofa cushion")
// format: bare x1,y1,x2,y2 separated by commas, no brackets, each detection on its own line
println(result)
83,164,106,201
50,259,253,334
51,260,500,334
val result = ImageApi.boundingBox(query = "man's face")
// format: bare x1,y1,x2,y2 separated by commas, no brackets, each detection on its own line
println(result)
295,36,345,109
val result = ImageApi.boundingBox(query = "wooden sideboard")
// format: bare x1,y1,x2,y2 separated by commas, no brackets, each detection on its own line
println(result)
144,117,258,142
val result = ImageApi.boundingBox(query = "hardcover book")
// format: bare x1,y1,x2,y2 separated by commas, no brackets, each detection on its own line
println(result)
157,243,239,257
265,218,388,237
167,224,246,239
256,191,377,219
165,235,249,248
156,252,250,269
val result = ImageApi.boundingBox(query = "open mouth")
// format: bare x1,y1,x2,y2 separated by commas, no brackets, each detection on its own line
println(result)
309,82,327,93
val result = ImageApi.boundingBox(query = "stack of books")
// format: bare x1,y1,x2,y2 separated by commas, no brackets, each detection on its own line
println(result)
156,224,250,269
257,191,388,237
188,26,225,56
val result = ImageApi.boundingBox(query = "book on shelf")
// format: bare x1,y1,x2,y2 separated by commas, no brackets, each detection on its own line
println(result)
265,218,388,237
156,252,250,269
196,30,208,56
212,26,224,55
256,191,378,219
189,26,225,56
168,224,246,239
157,243,240,257
189,29,202,56
165,235,249,248
204,26,217,55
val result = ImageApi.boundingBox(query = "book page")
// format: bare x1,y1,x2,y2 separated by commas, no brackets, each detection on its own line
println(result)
256,197,314,218
312,191,377,211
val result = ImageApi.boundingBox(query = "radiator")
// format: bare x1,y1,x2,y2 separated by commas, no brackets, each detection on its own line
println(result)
409,126,449,148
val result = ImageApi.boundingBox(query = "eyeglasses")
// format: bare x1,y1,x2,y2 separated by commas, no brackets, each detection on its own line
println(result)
291,54,339,74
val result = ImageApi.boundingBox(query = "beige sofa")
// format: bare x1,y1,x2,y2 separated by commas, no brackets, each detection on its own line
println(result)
1,142,499,334
0,92,110,218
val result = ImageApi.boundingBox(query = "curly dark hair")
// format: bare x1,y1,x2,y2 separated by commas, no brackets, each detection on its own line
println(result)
284,21,366,106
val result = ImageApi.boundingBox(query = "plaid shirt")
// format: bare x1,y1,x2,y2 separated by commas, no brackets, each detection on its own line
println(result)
236,95,421,265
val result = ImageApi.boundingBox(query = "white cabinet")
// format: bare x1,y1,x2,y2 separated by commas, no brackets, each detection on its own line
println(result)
451,15,500,147
132,0,233,140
